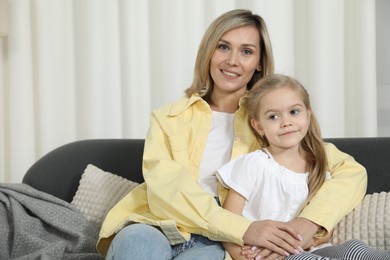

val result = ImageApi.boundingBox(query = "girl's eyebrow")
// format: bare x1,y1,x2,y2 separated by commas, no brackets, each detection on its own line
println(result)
263,109,276,115
218,39,258,49
263,103,304,115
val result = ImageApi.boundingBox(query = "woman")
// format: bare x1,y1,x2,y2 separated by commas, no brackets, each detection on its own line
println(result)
97,9,367,259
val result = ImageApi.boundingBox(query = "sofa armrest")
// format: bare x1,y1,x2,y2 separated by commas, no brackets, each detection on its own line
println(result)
22,139,145,203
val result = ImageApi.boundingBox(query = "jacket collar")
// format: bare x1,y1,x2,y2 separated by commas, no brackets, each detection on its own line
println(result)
168,94,207,116
168,93,249,116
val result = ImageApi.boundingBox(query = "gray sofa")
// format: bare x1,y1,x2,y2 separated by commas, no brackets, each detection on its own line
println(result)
23,137,390,201
21,137,390,253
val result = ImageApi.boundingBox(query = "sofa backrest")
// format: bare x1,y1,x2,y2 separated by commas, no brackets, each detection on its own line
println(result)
324,137,390,194
22,137,390,202
23,139,145,203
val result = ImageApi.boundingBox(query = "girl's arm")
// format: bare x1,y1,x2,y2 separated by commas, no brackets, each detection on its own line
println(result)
219,154,302,259
222,189,252,260
222,189,291,260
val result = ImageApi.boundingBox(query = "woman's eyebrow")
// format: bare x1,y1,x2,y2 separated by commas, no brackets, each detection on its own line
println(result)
218,39,258,49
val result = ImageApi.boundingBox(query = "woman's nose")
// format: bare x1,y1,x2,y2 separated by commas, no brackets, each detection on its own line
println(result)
227,51,238,66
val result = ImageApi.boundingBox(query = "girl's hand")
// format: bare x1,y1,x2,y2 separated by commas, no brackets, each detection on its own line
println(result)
241,245,261,259
241,246,285,260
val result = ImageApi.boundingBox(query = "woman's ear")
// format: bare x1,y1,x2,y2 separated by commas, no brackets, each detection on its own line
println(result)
256,65,262,72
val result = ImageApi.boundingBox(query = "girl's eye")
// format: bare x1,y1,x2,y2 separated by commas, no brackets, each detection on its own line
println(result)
217,43,229,51
290,109,300,115
269,114,279,120
242,49,253,55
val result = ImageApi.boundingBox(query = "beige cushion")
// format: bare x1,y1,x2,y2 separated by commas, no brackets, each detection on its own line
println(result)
331,191,390,250
71,164,139,227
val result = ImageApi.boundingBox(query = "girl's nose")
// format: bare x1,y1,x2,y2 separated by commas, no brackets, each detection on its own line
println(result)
281,118,293,127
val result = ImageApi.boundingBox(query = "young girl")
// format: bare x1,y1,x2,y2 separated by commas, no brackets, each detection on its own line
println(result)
217,74,390,260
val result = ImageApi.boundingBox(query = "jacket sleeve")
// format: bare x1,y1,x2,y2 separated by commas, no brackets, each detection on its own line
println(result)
142,110,251,245
298,142,367,234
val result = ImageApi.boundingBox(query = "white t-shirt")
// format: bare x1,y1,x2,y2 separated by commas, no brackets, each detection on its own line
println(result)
198,111,234,196
217,149,310,221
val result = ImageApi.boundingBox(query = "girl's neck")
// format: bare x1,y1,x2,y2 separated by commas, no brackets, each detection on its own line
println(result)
266,145,308,173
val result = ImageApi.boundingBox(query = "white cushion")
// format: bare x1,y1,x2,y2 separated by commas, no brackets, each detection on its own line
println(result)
71,164,139,227
331,191,390,250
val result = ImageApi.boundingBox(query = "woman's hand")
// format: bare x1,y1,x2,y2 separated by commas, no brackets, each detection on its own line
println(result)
286,217,321,250
242,220,303,257
305,229,333,250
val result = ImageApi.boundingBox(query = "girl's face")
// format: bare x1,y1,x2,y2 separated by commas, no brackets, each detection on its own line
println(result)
251,87,311,151
210,25,261,97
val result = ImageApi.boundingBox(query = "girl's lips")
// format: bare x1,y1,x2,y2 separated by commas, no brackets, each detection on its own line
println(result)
280,130,297,136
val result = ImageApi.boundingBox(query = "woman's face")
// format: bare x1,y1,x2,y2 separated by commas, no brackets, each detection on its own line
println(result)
210,25,261,97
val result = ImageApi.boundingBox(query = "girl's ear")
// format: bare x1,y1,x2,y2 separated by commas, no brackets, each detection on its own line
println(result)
251,119,264,137
256,65,262,72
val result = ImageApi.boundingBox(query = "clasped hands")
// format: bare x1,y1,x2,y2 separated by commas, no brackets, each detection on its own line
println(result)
242,218,330,260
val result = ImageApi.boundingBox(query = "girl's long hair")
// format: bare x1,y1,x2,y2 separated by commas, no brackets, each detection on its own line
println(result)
247,74,328,202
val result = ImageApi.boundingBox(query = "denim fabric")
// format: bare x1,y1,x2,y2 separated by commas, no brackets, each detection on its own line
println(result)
106,223,224,260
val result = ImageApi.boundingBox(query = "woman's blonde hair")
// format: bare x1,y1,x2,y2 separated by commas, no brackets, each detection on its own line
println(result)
247,74,328,201
185,9,274,100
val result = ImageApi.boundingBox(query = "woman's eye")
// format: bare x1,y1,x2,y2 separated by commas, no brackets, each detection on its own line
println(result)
242,49,253,55
217,44,229,51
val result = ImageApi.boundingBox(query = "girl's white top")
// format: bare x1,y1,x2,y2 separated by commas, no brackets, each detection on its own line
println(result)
217,149,331,221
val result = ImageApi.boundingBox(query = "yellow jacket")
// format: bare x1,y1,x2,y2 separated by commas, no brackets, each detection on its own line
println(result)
97,94,367,255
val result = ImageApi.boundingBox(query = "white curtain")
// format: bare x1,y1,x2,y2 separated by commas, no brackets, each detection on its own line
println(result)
0,0,377,183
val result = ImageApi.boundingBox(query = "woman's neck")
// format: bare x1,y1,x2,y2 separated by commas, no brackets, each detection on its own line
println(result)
209,89,246,113
209,102,237,113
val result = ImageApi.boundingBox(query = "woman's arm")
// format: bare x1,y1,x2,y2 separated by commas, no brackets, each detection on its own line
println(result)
294,143,367,248
143,109,251,245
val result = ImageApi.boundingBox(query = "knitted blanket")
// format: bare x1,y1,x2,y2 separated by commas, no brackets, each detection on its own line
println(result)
0,183,103,260
331,191,390,250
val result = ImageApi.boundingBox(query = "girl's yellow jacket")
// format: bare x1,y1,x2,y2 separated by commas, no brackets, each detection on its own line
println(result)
97,94,367,255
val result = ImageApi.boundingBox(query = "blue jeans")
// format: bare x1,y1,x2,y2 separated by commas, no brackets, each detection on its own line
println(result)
106,223,225,260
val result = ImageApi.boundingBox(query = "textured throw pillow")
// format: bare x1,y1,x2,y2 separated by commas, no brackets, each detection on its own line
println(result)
331,191,390,250
71,164,139,227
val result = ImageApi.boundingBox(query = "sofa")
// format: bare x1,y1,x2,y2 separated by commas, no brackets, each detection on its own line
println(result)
21,137,390,253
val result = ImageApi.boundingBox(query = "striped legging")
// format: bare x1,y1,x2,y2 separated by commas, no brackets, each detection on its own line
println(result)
285,240,390,260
